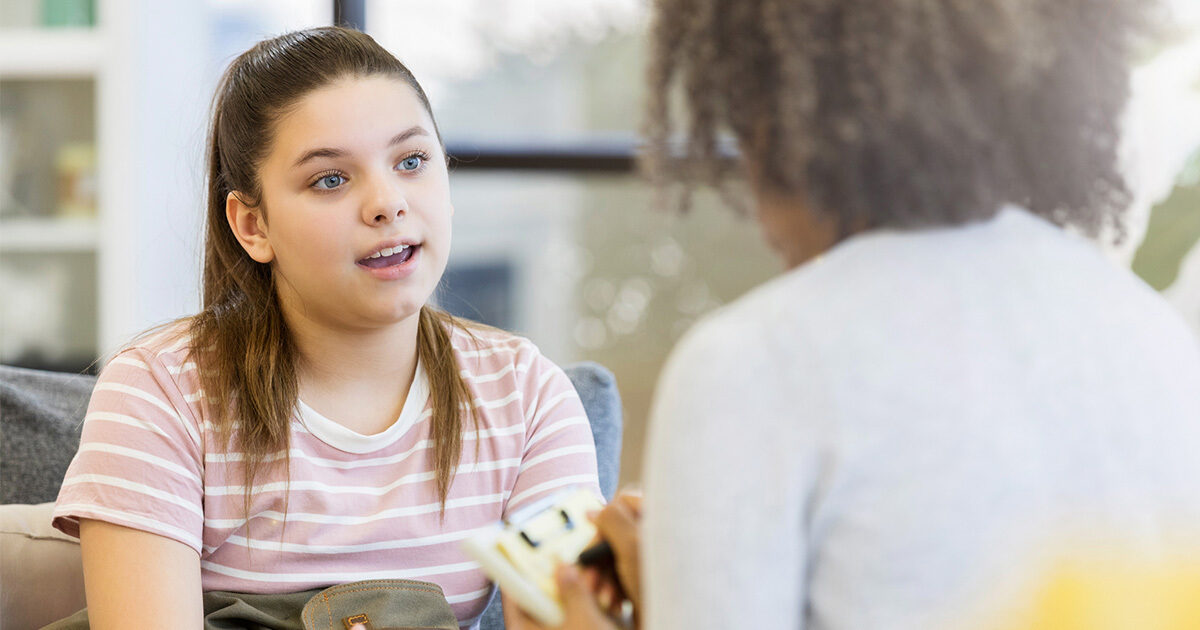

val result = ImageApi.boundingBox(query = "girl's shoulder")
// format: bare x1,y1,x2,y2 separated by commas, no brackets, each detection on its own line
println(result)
104,317,198,374
445,318,538,359
443,318,559,378
90,318,208,444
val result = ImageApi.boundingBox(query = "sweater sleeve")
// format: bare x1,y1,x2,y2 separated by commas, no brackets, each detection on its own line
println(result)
52,347,206,553
503,346,603,517
642,309,824,630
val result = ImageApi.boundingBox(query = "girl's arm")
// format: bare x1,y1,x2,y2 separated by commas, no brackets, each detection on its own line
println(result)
504,348,604,516
80,518,203,630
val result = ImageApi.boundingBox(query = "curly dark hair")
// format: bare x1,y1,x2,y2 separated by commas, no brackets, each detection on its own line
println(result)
643,0,1153,240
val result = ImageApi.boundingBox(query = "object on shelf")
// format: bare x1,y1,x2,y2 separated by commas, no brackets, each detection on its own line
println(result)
54,142,96,217
0,79,95,218
0,261,69,362
40,0,94,27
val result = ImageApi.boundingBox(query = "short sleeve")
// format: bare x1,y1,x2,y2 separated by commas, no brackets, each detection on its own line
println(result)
52,347,206,552
503,347,602,517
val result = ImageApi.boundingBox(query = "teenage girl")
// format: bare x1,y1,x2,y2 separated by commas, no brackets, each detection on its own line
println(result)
50,26,601,630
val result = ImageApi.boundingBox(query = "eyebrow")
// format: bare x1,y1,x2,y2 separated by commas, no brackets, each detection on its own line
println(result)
291,126,432,168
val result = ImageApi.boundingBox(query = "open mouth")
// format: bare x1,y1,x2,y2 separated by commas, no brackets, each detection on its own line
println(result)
358,244,418,269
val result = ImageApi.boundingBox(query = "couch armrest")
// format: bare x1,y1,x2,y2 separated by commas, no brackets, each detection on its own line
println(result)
0,502,87,629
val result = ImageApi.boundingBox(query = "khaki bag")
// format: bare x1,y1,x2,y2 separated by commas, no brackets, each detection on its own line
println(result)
42,579,461,630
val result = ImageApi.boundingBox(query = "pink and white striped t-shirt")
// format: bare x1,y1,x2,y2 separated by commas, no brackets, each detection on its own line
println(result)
52,321,601,629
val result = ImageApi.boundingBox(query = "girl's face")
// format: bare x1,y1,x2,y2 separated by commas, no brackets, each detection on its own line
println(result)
228,75,452,334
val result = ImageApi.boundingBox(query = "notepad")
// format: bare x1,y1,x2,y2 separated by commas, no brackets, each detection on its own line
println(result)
461,487,604,626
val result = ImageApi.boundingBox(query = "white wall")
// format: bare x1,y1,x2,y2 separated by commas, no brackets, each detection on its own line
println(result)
97,0,331,354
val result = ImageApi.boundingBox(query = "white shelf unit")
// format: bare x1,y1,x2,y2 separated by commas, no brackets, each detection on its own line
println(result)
0,216,99,252
1,1,210,370
0,28,103,77
1,24,103,368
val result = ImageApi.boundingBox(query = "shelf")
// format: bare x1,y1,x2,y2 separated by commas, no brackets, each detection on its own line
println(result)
0,216,98,252
0,28,103,78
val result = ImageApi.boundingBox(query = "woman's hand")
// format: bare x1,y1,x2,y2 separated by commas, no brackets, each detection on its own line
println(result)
593,491,643,613
503,565,623,630
502,490,644,630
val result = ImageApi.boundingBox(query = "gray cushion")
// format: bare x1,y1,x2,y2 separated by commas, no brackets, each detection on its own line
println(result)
0,365,96,504
566,361,623,501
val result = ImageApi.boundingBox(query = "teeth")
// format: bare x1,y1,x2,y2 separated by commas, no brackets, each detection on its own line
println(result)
366,244,410,260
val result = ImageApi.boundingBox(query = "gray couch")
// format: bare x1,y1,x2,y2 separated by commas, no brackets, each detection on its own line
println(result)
0,362,622,630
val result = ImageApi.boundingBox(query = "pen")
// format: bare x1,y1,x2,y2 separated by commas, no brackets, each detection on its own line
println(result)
577,540,614,567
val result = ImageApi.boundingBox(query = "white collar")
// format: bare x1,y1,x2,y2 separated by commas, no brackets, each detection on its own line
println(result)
296,360,431,453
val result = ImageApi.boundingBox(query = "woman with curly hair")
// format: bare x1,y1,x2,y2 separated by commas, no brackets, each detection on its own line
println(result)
507,1,1200,629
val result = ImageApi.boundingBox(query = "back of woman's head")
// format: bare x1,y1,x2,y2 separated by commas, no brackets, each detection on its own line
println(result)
645,0,1152,239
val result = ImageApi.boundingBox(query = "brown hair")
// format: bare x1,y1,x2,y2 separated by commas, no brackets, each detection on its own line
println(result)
190,26,475,516
643,0,1153,241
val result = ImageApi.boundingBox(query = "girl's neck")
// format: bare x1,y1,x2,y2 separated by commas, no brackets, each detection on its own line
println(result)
285,308,422,401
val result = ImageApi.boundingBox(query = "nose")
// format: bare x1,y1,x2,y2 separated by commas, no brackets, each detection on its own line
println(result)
361,172,408,225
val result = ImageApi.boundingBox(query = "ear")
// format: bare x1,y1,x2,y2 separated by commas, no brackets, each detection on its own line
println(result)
226,191,275,264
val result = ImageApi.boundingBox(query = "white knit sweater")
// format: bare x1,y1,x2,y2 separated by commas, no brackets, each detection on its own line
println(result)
643,206,1200,630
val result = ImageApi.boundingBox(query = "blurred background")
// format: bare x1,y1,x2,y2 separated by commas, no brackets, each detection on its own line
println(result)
1,0,1198,484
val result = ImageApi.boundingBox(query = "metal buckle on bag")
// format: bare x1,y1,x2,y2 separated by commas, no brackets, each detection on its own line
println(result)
343,613,376,630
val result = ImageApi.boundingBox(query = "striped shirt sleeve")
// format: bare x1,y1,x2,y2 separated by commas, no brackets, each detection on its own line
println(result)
503,346,603,516
52,346,206,552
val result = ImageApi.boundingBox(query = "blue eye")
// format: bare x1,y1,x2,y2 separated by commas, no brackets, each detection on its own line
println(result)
313,174,345,190
399,155,424,171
